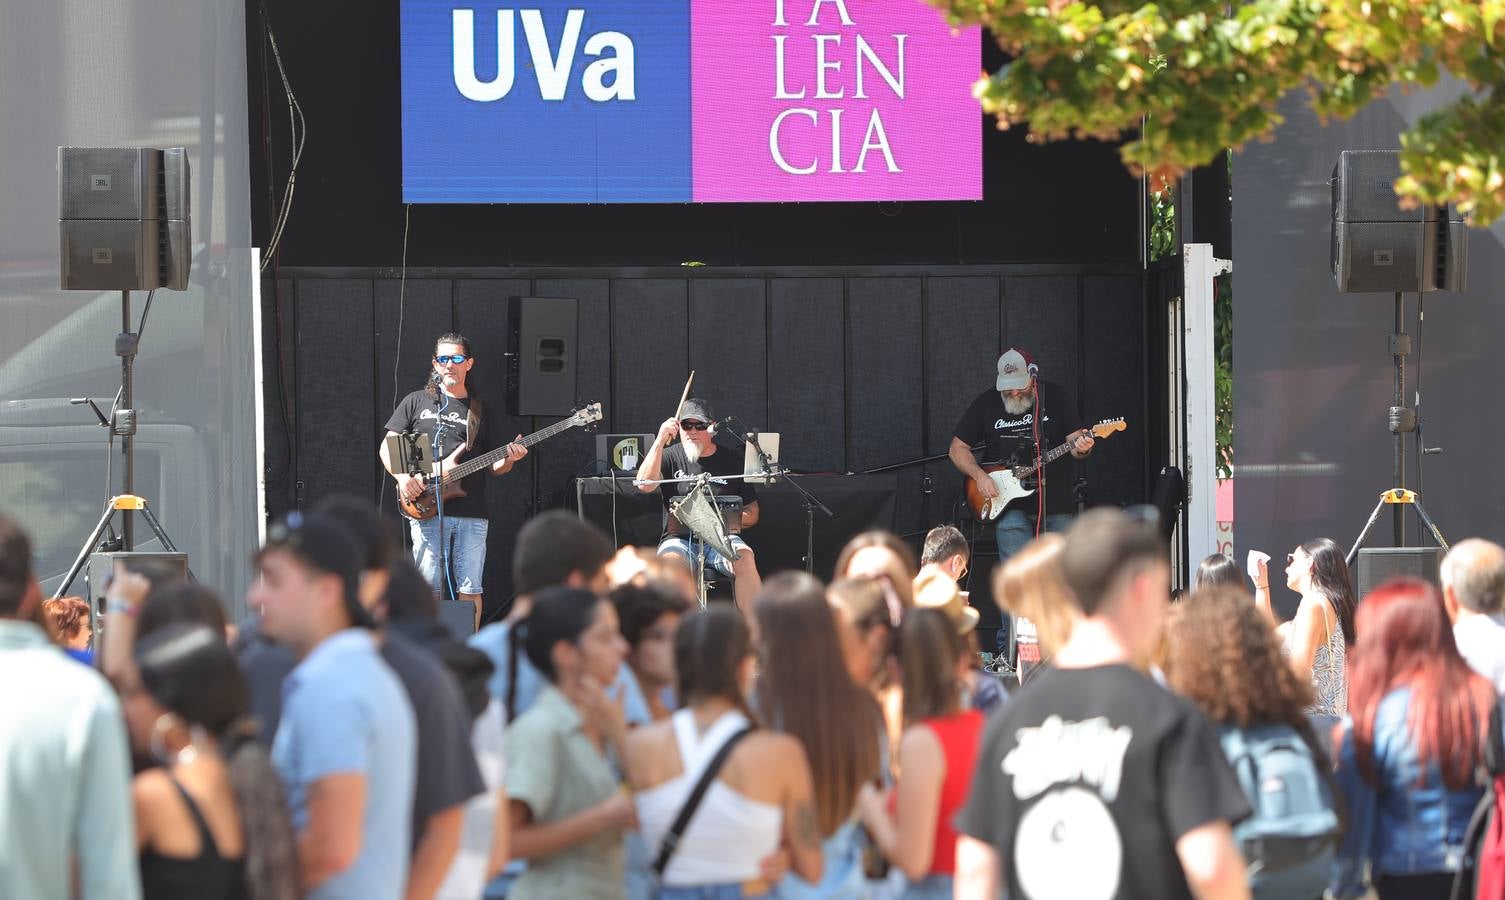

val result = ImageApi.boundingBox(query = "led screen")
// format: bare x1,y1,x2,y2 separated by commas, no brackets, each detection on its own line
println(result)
401,0,982,202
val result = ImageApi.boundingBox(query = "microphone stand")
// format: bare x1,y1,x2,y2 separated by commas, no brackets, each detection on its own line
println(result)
431,390,456,603
720,417,833,574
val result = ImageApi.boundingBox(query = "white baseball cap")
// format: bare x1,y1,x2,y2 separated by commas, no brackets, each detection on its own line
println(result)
995,348,1036,391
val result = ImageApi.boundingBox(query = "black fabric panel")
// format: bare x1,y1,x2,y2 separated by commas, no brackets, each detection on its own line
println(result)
612,279,689,434
1003,275,1081,402
689,279,768,430
924,276,1003,454
535,278,612,493
374,279,453,519
848,277,923,471
923,276,1003,527
262,276,298,519
1082,275,1147,506
456,279,534,622
848,278,925,540
296,279,376,504
768,279,845,473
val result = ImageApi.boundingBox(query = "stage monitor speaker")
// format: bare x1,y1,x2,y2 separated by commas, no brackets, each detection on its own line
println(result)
59,146,192,291
1330,150,1466,294
507,296,578,417
1355,546,1444,599
435,599,479,640
83,550,191,634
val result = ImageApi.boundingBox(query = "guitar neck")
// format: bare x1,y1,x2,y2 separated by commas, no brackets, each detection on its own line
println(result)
1017,437,1078,478
439,417,579,483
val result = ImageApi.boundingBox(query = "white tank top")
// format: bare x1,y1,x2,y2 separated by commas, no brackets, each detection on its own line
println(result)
634,709,783,887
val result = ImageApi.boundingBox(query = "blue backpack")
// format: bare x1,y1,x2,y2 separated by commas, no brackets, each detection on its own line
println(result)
1218,722,1341,897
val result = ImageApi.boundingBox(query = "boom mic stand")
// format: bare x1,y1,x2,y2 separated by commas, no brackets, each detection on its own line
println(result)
720,417,833,574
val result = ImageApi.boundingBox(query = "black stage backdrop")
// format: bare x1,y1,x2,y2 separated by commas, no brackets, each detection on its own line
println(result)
247,2,1162,631
261,266,1157,635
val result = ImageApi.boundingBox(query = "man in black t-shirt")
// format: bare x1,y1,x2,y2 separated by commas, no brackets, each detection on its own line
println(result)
634,398,761,612
954,509,1252,900
378,333,527,626
950,348,1095,565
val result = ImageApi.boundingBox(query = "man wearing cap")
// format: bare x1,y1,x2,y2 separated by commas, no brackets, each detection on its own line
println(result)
250,511,417,900
635,398,762,612
950,348,1094,563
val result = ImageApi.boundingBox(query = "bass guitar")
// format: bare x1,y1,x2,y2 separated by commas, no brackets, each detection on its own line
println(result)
964,418,1127,521
400,402,603,520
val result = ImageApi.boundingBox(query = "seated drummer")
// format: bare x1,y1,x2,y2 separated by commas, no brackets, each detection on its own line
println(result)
635,398,762,612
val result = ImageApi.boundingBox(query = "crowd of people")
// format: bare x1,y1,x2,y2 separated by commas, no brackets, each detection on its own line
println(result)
4,498,1505,900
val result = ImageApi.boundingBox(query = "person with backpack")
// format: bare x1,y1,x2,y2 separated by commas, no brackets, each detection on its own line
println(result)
1165,587,1342,899
1328,578,1497,899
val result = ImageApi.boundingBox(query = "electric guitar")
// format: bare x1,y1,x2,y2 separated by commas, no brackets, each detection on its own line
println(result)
400,402,603,520
964,418,1127,521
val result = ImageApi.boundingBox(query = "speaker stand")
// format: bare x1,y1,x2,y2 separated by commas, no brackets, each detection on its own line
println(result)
54,495,190,598
1344,489,1449,568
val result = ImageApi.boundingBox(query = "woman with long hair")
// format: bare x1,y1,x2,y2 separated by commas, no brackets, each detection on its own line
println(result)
827,576,898,691
625,605,823,897
504,586,635,899
991,533,1077,685
858,607,985,898
1329,578,1497,899
834,531,917,610
754,573,884,900
125,623,299,900
1192,553,1244,593
1265,537,1356,716
1165,588,1338,899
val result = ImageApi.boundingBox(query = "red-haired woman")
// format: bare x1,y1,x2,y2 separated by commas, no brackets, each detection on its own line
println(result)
1331,577,1500,899
42,596,92,651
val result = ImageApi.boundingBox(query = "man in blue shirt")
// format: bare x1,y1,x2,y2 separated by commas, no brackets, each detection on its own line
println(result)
0,515,139,900
250,511,417,900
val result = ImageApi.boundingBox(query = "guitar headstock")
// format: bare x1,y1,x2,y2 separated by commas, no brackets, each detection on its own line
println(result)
1091,418,1127,439
572,402,605,427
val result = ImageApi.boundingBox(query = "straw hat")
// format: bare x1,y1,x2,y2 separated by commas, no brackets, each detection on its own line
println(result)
913,564,980,634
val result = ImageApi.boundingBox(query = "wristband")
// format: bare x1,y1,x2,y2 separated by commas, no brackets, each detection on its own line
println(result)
106,599,139,618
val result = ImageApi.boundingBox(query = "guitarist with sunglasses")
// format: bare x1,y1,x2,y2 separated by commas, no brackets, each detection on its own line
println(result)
379,333,528,624
949,347,1094,641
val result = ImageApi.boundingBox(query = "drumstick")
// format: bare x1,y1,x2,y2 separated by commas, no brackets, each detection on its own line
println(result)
673,370,695,424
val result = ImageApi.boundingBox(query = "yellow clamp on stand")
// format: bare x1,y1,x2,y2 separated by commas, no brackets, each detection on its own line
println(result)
110,495,149,511
1380,489,1417,505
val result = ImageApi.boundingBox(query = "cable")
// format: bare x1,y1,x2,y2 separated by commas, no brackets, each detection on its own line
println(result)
135,289,158,341
258,0,305,272
378,203,413,510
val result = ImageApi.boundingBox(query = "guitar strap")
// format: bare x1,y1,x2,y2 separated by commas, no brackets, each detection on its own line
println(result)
465,397,482,453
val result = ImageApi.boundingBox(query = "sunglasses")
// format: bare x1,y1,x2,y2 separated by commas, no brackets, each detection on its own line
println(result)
679,420,710,431
433,354,469,365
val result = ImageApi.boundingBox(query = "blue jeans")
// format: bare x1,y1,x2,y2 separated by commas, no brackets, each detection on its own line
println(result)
901,874,955,899
659,885,760,899
994,509,1073,654
657,534,751,579
410,514,488,596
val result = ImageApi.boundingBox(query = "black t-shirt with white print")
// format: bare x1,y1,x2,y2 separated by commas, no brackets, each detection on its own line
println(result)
385,388,501,519
952,380,1083,516
956,664,1251,900
656,439,757,538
